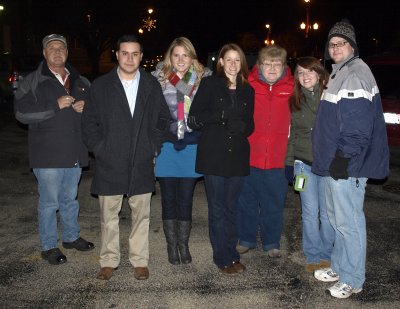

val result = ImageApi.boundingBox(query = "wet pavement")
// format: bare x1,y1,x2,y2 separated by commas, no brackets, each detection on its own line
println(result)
1,111,400,309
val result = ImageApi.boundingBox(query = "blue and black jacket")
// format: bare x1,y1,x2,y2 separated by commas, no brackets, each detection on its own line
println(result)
312,56,389,179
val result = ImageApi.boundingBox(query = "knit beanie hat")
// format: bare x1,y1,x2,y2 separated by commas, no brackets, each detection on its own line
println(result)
324,19,359,60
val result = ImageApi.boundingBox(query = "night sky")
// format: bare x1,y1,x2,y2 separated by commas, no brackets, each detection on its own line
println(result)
3,0,400,62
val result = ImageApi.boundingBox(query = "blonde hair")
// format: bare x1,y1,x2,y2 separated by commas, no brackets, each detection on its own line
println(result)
161,37,205,86
257,45,287,66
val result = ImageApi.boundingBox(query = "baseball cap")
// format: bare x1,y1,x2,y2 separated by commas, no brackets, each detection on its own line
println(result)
42,34,67,49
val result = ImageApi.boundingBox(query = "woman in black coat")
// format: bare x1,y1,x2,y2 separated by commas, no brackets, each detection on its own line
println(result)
188,43,254,275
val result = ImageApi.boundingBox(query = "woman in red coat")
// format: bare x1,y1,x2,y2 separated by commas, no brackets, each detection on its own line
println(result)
236,45,293,257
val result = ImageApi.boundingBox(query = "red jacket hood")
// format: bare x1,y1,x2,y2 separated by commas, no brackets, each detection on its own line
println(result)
249,64,293,87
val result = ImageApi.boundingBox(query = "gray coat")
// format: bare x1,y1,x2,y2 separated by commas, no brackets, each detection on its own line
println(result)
82,67,170,196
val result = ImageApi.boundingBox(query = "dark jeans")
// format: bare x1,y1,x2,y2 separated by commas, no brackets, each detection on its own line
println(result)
204,175,244,268
237,167,288,251
158,177,197,221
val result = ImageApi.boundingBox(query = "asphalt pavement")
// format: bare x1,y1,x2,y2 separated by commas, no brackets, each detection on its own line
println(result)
1,111,400,309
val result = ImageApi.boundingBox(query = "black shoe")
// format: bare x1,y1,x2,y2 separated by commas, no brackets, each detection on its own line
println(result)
41,248,67,265
63,237,95,251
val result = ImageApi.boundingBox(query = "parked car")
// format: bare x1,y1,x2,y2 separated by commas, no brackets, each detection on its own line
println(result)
0,53,42,108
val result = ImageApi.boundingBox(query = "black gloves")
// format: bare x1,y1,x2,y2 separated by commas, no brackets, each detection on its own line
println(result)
329,151,350,180
285,165,294,184
173,131,201,151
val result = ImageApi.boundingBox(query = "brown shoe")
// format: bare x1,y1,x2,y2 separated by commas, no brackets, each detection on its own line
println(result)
96,267,114,280
134,267,149,280
232,261,246,273
219,264,238,276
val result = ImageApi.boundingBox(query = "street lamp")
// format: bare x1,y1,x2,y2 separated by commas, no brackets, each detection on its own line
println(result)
264,24,272,45
300,0,318,38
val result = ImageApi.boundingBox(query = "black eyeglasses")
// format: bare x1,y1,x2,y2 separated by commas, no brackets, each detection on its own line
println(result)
328,41,349,49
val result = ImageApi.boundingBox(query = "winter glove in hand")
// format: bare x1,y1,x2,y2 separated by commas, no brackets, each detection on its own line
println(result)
285,165,294,184
173,139,186,151
173,131,201,151
329,152,350,180
183,131,201,144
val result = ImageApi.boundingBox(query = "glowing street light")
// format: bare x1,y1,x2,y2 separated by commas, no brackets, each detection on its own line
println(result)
300,0,318,38
265,24,273,45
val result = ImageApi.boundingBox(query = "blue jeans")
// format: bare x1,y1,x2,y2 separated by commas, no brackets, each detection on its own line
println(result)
324,176,367,289
158,177,197,221
294,161,335,264
237,167,287,251
33,168,82,251
204,175,243,268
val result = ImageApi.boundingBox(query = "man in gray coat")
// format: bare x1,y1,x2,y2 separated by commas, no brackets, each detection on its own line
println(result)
82,35,170,281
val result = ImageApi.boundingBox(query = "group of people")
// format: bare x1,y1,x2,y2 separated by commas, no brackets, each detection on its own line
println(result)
14,19,389,299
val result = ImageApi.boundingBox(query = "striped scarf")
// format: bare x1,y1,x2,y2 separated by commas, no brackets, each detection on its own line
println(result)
168,66,197,140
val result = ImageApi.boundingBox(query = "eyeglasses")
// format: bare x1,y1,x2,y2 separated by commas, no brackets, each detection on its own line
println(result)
328,41,349,49
261,62,283,70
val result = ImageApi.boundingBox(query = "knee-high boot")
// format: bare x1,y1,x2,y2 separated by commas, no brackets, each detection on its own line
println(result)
177,220,192,264
163,220,180,265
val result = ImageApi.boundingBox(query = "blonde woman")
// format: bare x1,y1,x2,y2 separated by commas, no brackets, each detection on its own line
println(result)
152,37,211,265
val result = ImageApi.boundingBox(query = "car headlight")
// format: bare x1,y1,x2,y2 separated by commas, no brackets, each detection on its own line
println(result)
384,113,400,124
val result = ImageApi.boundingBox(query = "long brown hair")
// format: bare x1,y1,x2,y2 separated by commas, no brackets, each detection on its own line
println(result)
216,43,249,87
289,57,329,112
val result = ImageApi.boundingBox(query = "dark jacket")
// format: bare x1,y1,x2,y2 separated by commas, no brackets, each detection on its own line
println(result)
285,86,321,166
14,61,90,168
188,75,254,177
82,67,170,196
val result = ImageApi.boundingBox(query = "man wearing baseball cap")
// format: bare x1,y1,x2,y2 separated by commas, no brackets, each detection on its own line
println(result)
312,20,389,298
14,34,94,265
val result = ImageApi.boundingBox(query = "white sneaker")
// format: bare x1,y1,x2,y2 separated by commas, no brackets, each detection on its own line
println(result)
314,268,339,282
327,282,362,299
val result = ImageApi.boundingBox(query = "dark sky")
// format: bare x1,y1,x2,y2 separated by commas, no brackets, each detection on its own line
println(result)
5,0,400,60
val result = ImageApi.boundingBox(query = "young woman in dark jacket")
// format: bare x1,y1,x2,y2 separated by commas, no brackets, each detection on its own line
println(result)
188,43,254,275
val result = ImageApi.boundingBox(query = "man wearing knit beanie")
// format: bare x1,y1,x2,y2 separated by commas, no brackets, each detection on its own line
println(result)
324,19,359,60
312,20,389,298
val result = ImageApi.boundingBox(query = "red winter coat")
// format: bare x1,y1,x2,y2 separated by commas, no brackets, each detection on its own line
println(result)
248,65,294,170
